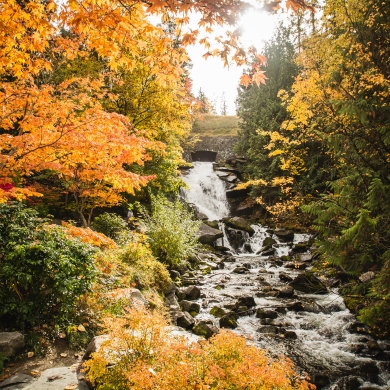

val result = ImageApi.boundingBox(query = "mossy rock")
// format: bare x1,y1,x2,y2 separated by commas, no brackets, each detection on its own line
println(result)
204,220,219,229
263,237,277,247
224,217,255,236
210,306,226,318
192,321,219,339
219,312,238,329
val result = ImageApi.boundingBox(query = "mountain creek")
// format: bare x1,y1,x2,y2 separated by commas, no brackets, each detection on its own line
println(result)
168,161,390,390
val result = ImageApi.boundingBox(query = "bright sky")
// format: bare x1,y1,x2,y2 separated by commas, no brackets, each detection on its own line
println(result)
187,10,286,115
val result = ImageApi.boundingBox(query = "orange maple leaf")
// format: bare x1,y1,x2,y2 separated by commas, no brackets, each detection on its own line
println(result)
239,74,252,87
256,54,267,66
253,71,267,86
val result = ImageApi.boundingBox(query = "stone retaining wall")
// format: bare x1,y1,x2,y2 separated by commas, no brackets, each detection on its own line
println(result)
183,136,239,162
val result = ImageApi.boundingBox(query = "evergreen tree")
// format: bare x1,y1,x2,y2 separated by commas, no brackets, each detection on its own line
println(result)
235,25,298,203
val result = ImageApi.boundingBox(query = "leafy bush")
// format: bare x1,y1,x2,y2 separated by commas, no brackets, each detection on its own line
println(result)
89,235,171,316
0,202,97,328
91,212,130,244
85,307,314,390
144,196,200,267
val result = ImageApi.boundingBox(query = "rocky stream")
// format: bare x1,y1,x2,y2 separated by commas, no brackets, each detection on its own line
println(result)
167,161,390,390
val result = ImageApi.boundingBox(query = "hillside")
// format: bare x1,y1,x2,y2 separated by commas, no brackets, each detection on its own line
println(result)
192,114,240,136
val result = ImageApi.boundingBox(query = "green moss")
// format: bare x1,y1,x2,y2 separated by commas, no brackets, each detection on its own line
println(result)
210,306,226,318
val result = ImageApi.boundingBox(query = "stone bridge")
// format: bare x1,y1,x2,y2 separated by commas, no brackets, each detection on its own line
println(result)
184,136,239,162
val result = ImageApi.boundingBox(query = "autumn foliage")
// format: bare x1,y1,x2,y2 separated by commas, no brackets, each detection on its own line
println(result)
85,307,314,390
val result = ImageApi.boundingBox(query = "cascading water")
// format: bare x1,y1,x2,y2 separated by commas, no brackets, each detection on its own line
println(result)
182,162,230,220
179,161,390,390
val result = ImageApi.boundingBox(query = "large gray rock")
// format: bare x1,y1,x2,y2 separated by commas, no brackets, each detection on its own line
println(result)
274,229,294,241
82,335,110,361
181,285,201,300
224,217,255,236
0,332,24,357
176,312,195,329
289,272,328,294
197,223,224,244
22,367,80,390
0,373,33,389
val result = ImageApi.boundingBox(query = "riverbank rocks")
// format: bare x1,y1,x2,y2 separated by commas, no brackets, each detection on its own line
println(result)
256,309,278,319
177,312,195,329
236,296,256,308
219,312,238,329
284,330,298,339
223,217,255,236
297,253,313,262
279,272,293,282
0,332,24,357
178,285,201,300
277,286,295,298
232,266,250,274
197,223,224,244
192,320,219,339
210,306,227,318
274,229,294,241
179,300,200,316
285,262,308,270
289,272,328,294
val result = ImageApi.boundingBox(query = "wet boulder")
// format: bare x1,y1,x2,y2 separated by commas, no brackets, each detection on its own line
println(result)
289,272,328,294
226,188,250,199
192,320,219,339
277,286,295,298
179,300,200,316
274,229,294,241
225,228,247,249
197,223,224,244
236,296,256,308
333,376,364,390
177,312,195,329
297,253,313,262
219,312,238,329
284,330,298,340
290,242,311,253
285,262,308,270
210,306,227,318
180,285,201,300
312,374,331,389
256,309,278,319
263,236,277,247
258,247,275,256
279,272,293,282
237,306,251,316
224,216,255,236
232,266,250,274
257,325,285,335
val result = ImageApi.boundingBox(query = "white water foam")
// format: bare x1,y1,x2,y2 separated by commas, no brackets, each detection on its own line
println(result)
182,162,230,220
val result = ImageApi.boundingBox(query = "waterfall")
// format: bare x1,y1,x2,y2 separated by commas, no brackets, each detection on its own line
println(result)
182,162,230,220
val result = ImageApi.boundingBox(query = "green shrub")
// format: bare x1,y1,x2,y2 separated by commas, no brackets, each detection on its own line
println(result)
144,196,201,267
91,212,130,244
0,202,97,328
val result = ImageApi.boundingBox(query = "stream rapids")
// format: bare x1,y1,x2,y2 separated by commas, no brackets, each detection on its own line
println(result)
179,162,390,390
